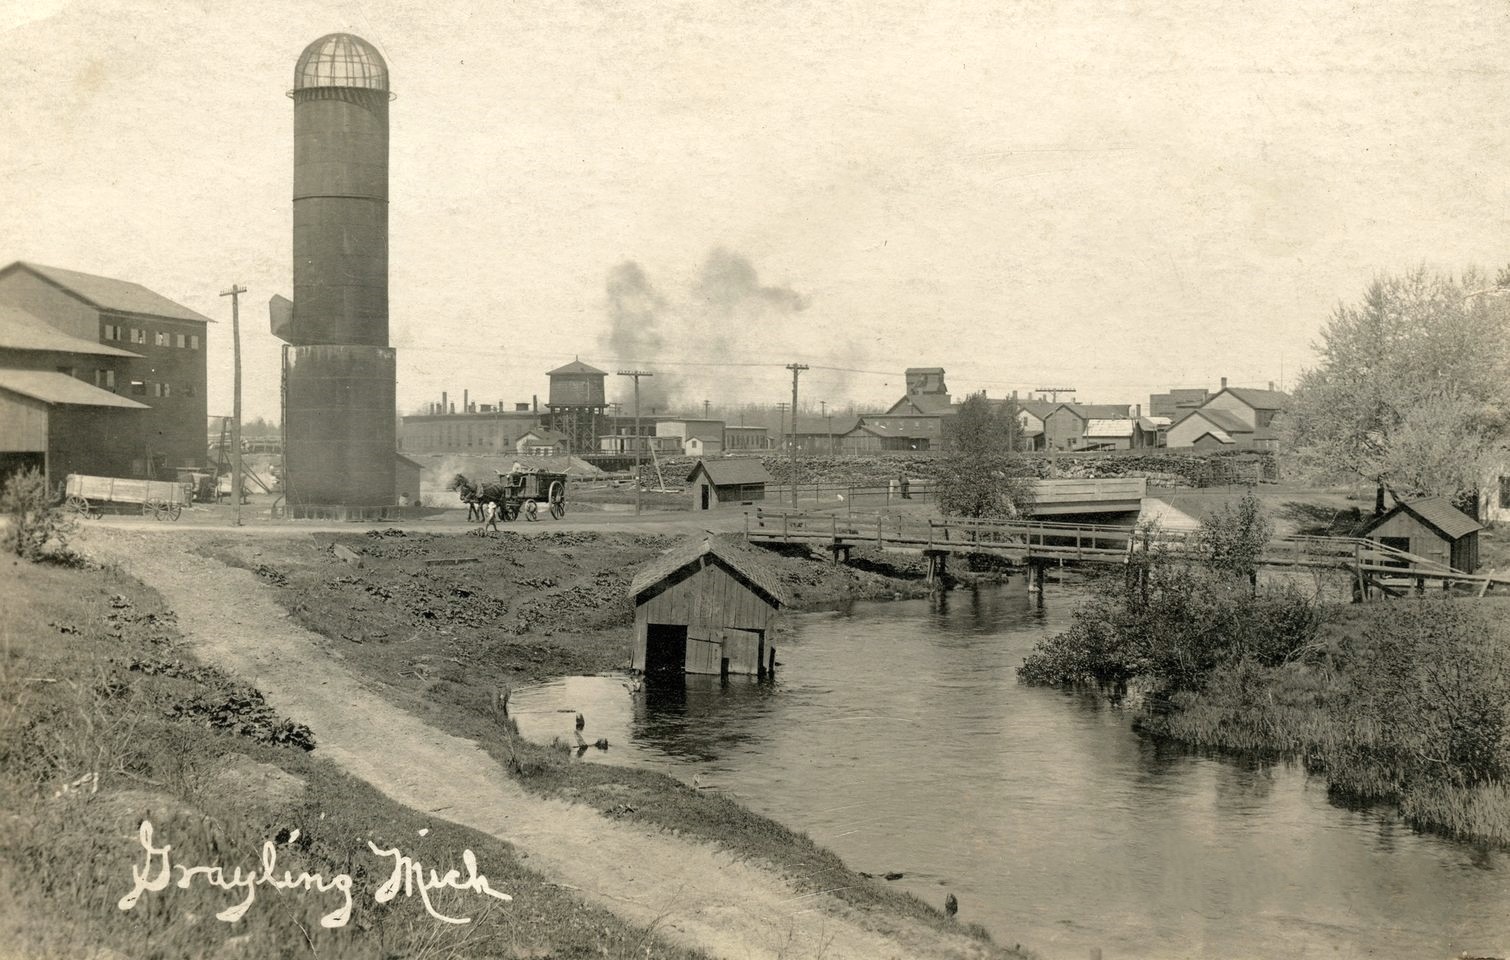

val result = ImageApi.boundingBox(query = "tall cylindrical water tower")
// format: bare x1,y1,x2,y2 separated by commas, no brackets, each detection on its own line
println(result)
282,33,396,512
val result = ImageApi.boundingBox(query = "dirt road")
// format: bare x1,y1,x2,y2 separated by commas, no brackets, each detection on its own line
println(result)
87,530,1003,960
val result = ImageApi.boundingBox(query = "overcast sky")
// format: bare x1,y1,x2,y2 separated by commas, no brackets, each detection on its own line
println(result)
3,0,1508,421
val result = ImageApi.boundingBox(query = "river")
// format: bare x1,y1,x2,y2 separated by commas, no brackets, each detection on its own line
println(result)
508,581,1510,959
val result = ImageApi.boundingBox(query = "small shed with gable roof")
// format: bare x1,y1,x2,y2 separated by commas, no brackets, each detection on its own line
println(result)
629,537,787,677
1358,496,1482,573
687,457,771,510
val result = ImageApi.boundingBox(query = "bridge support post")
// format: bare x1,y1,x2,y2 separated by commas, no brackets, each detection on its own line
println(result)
1026,560,1046,600
924,550,948,587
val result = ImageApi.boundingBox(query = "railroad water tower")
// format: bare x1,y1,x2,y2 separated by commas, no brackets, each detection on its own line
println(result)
277,33,397,514
547,359,608,455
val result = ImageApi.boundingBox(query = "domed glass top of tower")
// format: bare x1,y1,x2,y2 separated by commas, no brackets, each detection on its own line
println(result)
294,33,389,92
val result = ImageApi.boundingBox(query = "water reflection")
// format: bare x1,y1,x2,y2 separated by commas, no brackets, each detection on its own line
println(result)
506,583,1510,959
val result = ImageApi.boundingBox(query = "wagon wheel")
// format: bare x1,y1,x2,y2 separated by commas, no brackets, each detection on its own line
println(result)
523,499,539,522
142,499,159,520
502,500,519,522
67,495,92,518
548,480,566,520
166,501,183,522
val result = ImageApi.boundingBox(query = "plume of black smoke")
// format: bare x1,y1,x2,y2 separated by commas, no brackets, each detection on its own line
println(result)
599,248,811,412
602,261,676,410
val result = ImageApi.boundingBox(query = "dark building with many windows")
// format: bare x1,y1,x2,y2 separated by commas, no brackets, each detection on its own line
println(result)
0,261,210,478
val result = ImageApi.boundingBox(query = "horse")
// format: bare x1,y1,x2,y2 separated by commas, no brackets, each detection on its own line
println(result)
447,473,511,525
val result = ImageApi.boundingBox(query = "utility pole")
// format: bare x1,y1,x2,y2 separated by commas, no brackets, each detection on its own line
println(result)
617,370,652,515
220,284,246,526
775,401,789,471
786,363,808,506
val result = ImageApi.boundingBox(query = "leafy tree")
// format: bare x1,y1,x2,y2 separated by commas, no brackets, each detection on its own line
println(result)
1282,266,1510,510
937,394,1035,518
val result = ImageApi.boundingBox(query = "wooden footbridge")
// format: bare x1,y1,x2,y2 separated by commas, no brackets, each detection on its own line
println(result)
743,509,1510,597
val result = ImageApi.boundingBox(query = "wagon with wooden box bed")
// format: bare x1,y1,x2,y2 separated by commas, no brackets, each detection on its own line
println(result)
495,468,568,521
64,473,186,521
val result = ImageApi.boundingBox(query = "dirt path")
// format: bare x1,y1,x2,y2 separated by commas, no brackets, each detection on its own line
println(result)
88,530,1000,960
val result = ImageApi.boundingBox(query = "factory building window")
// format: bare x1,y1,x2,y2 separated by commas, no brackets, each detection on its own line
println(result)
130,328,146,344
190,334,199,350
176,333,187,348
130,380,147,396
102,323,123,341
155,332,168,347
183,384,195,397
94,370,116,390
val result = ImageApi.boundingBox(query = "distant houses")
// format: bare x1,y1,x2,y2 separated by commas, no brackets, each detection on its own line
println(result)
1165,380,1288,451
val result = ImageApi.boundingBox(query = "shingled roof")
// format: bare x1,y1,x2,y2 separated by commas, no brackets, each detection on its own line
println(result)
1360,497,1483,541
629,536,789,607
2,262,213,323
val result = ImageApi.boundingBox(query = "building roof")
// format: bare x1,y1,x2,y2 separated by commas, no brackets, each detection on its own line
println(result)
1361,496,1483,541
687,458,773,486
1174,407,1252,434
547,359,606,377
1138,416,1172,430
629,536,789,607
0,304,140,357
518,427,566,444
1217,386,1290,411
886,393,955,416
1016,400,1060,420
1051,403,1132,421
792,415,861,436
2,262,213,323
1084,418,1135,438
295,33,389,92
0,369,149,409
1192,429,1236,445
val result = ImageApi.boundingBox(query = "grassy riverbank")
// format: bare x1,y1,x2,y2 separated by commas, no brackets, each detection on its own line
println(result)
0,556,709,959
188,530,1017,952
1132,597,1510,845
1017,497,1510,846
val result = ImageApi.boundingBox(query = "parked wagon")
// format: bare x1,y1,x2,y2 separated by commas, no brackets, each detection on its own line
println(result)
65,474,187,521
495,468,568,521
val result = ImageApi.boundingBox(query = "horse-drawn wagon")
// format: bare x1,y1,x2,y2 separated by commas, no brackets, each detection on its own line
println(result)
65,473,187,521
448,468,568,523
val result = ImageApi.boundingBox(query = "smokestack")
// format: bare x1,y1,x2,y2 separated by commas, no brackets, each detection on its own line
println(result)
1220,377,1227,390
464,389,469,412
1268,381,1275,391
1134,403,1141,418
533,394,538,413
442,391,448,414
450,403,455,415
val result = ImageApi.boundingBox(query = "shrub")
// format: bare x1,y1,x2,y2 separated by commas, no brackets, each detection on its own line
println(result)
1329,599,1510,791
1,467,76,562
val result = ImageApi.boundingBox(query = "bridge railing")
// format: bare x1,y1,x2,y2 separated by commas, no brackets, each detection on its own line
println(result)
744,509,1502,583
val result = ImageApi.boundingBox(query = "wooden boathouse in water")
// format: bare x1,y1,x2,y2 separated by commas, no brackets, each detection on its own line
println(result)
629,537,787,678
